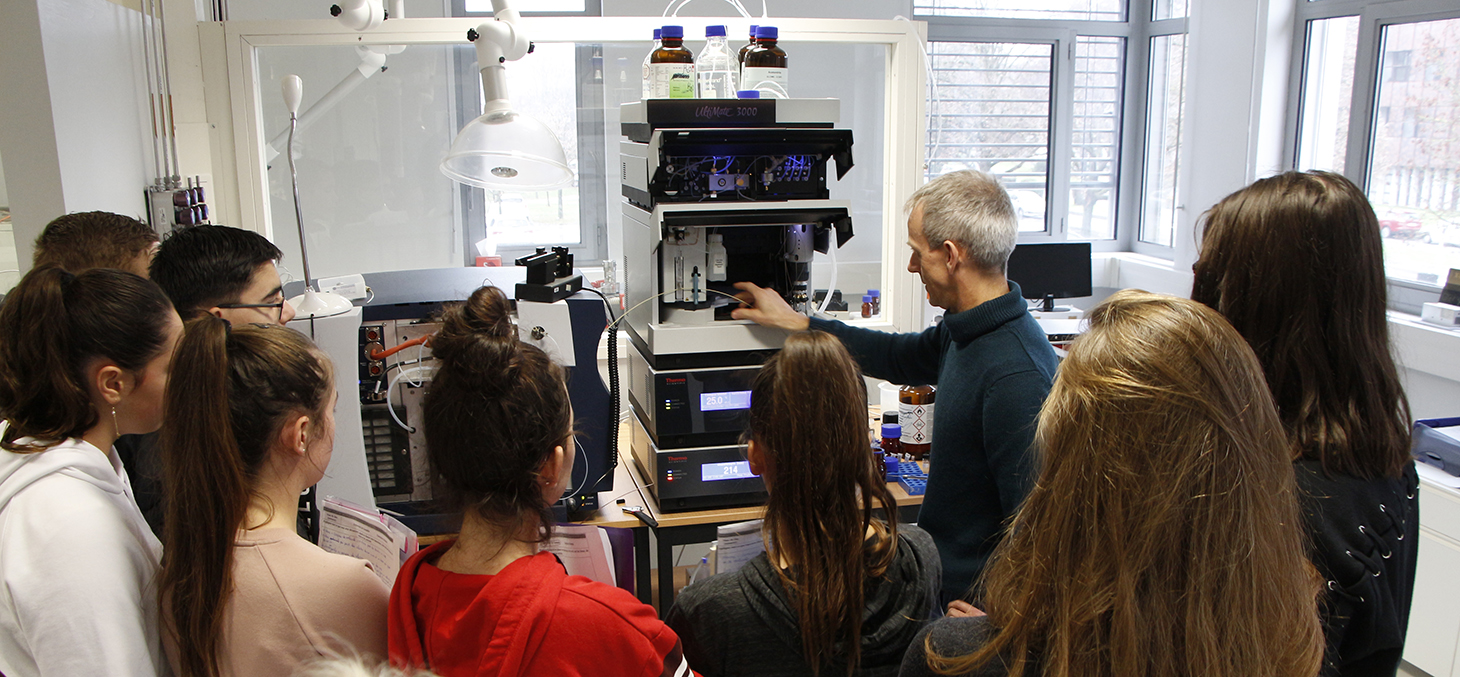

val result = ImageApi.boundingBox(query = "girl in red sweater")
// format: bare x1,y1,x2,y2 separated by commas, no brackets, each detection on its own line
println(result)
388,285,693,677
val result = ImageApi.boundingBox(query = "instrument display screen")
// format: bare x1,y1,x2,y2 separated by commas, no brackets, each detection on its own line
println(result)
701,460,758,482
700,390,752,412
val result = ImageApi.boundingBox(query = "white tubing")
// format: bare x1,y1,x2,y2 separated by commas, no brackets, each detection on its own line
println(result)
386,365,437,431
817,241,838,314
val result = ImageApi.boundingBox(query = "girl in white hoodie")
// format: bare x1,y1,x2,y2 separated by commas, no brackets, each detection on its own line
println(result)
0,266,183,676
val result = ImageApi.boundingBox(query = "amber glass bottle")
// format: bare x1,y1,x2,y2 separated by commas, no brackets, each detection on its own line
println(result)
898,385,935,460
737,25,759,68
650,25,695,99
741,26,788,97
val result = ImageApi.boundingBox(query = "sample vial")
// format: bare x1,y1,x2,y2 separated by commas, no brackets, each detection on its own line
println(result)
650,25,695,99
862,294,874,319
881,423,904,459
898,385,936,460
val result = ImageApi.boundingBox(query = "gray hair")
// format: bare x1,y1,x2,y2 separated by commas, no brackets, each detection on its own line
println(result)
905,170,1018,272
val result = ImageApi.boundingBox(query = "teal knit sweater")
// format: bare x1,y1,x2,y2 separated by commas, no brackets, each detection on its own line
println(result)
809,281,1058,601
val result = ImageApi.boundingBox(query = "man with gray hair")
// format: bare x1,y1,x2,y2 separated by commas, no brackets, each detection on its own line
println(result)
732,170,1058,604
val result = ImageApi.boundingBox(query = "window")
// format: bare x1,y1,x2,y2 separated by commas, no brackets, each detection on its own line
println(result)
1070,36,1124,241
1292,3,1460,290
927,41,1054,233
920,1,1185,249
1295,15,1358,174
1139,33,1186,247
1385,49,1412,81
914,0,1123,22
0,146,14,294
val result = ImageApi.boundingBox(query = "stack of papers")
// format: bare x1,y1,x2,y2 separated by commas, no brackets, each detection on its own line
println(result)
317,496,419,587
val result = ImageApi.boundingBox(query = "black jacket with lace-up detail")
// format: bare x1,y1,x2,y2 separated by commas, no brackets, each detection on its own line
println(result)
1296,459,1420,677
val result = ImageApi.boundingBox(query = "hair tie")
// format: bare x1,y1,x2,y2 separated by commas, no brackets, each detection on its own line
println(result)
219,318,232,335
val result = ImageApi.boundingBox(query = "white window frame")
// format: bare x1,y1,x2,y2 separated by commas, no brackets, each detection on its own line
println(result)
1284,0,1460,309
201,17,931,334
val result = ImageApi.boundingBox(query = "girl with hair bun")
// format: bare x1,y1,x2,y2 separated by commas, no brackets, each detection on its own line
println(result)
0,266,182,676
159,319,388,677
666,330,941,677
902,291,1324,677
388,285,694,677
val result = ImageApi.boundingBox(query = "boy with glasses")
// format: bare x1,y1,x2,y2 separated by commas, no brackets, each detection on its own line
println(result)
120,225,298,536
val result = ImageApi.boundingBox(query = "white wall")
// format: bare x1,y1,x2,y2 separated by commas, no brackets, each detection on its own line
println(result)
0,0,153,271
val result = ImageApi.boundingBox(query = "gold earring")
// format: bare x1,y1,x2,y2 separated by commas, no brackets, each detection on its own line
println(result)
111,407,119,438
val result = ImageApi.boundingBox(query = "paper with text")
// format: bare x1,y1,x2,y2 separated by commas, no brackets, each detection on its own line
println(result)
545,524,617,586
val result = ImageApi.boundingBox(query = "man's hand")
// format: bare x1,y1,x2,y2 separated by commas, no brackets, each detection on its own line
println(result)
729,282,810,332
946,600,986,618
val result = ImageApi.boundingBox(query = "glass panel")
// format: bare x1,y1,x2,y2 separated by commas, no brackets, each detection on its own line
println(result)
915,0,1124,21
1070,36,1124,241
1152,0,1188,21
1366,17,1460,287
1297,16,1358,173
478,43,581,251
927,41,1055,233
259,44,468,279
0,146,16,295
1140,33,1187,247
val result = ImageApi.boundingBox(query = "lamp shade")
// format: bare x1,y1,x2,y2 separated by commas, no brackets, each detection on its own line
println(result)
440,110,573,191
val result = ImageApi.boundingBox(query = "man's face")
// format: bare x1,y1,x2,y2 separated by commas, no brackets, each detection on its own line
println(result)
907,205,954,310
213,261,297,325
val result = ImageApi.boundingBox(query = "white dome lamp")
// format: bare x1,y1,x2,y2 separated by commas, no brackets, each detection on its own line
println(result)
280,74,354,319
441,0,573,191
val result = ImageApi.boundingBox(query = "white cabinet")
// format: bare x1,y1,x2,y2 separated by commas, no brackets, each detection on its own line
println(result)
1404,472,1460,676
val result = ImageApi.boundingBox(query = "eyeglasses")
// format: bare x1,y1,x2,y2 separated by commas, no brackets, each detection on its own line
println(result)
216,300,286,323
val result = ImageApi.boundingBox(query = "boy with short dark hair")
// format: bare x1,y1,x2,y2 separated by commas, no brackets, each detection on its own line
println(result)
32,211,159,277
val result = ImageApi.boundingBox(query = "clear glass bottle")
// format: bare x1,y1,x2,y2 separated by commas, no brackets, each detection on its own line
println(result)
696,25,738,99
742,26,788,98
649,25,695,99
898,385,935,460
641,28,661,101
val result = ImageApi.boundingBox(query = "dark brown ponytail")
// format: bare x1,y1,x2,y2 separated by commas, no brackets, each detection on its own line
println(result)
0,266,173,451
160,318,332,677
423,285,572,539
749,331,900,675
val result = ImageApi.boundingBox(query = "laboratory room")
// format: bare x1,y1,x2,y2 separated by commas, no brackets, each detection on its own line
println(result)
2,0,1459,674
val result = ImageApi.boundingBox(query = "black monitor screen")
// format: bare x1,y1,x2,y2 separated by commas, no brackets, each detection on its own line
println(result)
1005,242,1093,300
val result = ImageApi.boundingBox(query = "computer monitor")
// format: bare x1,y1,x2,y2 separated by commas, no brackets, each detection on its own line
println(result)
1005,242,1093,312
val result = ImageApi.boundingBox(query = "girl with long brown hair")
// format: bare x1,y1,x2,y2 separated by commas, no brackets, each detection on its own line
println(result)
387,285,692,677
0,266,181,676
902,291,1324,677
1192,171,1417,676
159,318,388,677
666,331,941,677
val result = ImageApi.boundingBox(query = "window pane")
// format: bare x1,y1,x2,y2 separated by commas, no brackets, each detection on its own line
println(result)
0,147,15,295
1140,34,1187,247
1366,17,1460,286
915,0,1123,21
1153,0,1188,21
1297,16,1359,173
927,41,1054,233
259,44,466,279
482,43,580,250
1070,36,1124,241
